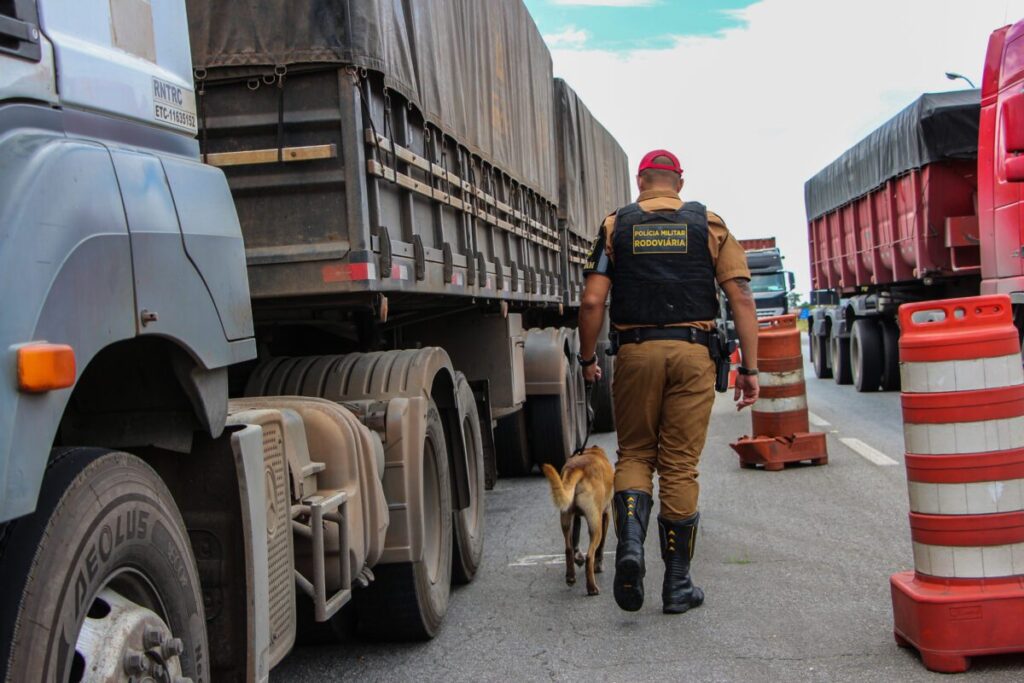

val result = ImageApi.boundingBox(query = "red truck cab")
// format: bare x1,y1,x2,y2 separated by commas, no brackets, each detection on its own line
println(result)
981,21,1024,294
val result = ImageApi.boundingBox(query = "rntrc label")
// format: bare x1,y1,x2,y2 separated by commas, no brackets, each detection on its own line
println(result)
152,77,197,133
633,224,688,254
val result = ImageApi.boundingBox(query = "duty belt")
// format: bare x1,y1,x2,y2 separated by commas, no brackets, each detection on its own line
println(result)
609,326,713,351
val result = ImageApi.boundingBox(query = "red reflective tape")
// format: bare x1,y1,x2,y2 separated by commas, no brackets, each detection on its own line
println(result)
322,262,376,283
909,510,1024,547
760,382,806,399
760,355,803,373
900,336,1020,363
901,385,1024,424
906,449,1024,484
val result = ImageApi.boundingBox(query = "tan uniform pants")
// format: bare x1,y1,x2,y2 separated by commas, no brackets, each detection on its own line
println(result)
613,339,716,520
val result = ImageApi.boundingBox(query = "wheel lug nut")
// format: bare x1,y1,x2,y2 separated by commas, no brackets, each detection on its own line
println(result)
161,637,184,659
124,650,146,674
143,625,163,649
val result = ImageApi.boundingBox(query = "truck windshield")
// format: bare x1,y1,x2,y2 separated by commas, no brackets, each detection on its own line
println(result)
750,272,787,293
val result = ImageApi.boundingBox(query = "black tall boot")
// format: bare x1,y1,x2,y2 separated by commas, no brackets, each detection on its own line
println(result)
659,513,705,615
612,490,652,612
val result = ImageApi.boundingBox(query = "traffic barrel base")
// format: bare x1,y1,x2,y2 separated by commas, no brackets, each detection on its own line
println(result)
729,432,828,471
891,571,1024,673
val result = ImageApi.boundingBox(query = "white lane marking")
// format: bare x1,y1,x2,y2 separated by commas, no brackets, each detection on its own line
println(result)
840,437,899,466
510,552,614,567
808,411,831,427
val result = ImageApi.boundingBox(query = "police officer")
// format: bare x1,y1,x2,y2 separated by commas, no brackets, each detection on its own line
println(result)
577,149,760,614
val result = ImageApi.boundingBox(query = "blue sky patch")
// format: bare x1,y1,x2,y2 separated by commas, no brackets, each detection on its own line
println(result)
523,0,758,50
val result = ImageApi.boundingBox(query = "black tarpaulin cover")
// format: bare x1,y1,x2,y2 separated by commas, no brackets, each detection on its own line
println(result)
187,0,558,201
804,90,980,221
554,79,631,237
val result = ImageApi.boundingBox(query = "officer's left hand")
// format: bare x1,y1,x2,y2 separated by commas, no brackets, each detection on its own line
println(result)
583,363,603,384
734,374,759,410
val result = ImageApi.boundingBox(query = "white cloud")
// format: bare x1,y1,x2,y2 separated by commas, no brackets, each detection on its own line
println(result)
551,0,658,6
544,25,590,48
549,0,1024,297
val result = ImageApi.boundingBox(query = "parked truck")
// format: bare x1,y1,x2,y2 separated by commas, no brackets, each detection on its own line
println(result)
738,238,796,319
806,18,1024,392
0,0,629,680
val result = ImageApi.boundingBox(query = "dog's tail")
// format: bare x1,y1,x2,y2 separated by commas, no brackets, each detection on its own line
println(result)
542,464,584,512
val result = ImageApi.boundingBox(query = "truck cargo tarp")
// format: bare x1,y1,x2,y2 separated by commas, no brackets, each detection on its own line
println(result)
554,78,632,237
187,0,558,201
804,90,980,220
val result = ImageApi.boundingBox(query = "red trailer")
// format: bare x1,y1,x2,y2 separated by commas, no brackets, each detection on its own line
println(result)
806,19,1024,392
739,237,777,251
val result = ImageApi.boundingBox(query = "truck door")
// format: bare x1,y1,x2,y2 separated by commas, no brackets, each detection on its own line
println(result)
110,150,240,364
992,32,1024,280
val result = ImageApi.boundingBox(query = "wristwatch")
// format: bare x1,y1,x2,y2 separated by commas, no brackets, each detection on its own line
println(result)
737,366,759,376
577,352,598,367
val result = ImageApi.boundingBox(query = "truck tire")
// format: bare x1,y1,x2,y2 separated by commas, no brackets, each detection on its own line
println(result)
831,333,853,385
494,410,533,477
0,448,208,682
851,319,883,392
812,333,833,379
526,356,574,468
452,375,485,585
591,343,615,433
880,319,902,391
356,402,452,640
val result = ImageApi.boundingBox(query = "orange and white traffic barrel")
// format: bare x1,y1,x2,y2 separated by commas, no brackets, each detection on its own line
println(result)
730,314,827,471
727,347,741,389
891,294,1024,673
752,315,810,436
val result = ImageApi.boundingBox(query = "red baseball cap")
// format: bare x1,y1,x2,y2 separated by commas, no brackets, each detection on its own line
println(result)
638,149,683,175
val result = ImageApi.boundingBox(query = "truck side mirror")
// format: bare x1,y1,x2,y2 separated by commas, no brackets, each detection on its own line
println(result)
787,271,796,291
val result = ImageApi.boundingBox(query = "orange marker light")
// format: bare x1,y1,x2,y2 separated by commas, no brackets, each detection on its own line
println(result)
17,344,76,393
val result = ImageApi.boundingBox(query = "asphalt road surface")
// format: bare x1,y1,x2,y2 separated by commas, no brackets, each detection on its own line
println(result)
271,342,1022,681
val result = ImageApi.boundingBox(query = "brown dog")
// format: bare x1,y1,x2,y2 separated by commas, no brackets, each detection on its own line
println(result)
541,447,614,595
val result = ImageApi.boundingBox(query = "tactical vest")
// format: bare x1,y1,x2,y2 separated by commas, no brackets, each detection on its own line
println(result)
608,201,719,326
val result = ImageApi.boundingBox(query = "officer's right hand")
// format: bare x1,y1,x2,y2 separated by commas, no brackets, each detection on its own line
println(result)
583,363,603,384
734,374,759,411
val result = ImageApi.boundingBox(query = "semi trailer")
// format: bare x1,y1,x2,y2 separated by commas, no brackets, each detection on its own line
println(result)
0,0,629,680
806,18,1024,392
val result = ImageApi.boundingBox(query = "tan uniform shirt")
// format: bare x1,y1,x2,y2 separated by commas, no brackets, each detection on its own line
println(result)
584,189,751,331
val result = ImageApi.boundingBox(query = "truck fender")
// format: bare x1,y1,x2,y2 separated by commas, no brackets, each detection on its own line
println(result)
243,348,472,513
810,308,831,338
523,327,573,396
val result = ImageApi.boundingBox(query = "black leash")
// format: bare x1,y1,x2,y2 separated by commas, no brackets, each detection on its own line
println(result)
572,380,596,456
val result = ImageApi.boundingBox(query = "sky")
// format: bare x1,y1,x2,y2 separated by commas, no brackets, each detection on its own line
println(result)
523,0,1024,297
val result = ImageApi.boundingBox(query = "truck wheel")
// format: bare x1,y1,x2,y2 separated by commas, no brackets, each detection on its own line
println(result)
851,319,883,392
356,402,452,640
880,320,902,391
526,356,574,468
452,376,485,585
813,333,833,379
591,343,615,433
0,448,208,682
831,333,853,385
494,410,533,477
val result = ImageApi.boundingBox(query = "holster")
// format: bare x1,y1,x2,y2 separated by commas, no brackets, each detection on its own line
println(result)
711,330,738,394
